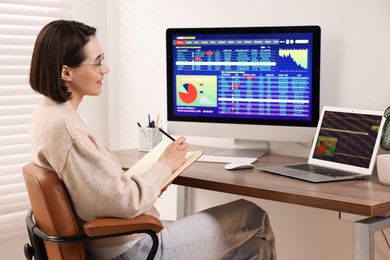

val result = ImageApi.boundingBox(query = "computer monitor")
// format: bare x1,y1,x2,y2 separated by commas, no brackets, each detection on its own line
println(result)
166,25,321,158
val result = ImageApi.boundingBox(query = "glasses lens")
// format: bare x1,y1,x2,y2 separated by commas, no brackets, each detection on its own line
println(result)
99,58,107,73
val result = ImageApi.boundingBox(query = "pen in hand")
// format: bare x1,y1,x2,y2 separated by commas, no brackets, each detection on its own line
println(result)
158,128,175,141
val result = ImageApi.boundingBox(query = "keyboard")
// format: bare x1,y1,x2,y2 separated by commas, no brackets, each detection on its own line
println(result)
285,164,360,178
198,154,257,164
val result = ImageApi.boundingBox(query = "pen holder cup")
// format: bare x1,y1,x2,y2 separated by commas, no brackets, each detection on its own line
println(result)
138,128,163,152
377,154,390,185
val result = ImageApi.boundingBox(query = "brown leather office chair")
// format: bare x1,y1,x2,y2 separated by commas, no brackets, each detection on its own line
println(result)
22,162,163,260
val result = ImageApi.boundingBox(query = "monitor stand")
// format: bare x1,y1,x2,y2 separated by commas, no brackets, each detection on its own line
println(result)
215,139,268,159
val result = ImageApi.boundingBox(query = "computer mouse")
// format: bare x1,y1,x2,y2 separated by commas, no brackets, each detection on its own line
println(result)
224,163,255,170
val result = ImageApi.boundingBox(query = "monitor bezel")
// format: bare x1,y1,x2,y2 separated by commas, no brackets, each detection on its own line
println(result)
166,25,321,128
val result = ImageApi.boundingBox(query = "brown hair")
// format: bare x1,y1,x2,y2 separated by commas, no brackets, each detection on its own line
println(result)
29,20,96,102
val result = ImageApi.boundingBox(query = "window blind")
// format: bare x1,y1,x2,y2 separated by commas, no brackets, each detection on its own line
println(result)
0,0,65,242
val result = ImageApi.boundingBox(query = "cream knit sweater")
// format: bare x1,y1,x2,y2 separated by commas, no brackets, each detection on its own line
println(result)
30,97,171,259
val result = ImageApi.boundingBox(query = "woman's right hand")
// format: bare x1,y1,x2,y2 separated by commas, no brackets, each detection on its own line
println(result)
158,136,189,172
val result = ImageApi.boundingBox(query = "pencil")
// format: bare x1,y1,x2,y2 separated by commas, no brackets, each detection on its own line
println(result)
137,122,149,140
156,114,160,128
158,128,175,141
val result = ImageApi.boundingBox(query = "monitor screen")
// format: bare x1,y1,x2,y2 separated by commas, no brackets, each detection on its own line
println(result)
166,26,321,157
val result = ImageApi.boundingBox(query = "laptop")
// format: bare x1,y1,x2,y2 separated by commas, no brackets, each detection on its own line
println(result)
260,106,385,183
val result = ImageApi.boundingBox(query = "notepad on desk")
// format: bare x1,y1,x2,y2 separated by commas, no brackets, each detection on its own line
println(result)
124,138,203,190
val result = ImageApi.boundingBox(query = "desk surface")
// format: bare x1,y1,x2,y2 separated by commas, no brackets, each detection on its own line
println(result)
114,146,390,217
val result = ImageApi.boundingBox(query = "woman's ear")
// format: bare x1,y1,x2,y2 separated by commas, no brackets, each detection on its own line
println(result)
61,65,72,82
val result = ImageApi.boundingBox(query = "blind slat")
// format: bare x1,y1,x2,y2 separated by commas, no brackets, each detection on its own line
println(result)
0,211,28,236
0,46,32,56
0,115,32,126
0,174,24,185
0,15,58,27
0,6,63,18
0,95,41,106
0,143,31,156
0,86,35,95
0,1,64,8
0,199,30,215
0,33,36,43
0,125,30,135
0,105,36,116
0,163,26,177
0,124,31,133
0,204,30,217
0,183,28,196
0,55,32,65
0,75,29,84
0,153,31,166
0,25,41,36
1,192,29,205
0,66,30,76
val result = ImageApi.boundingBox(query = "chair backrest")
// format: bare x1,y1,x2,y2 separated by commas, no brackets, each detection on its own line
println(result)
23,162,85,260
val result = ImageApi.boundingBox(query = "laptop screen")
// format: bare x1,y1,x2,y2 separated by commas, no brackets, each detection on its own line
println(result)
312,110,383,168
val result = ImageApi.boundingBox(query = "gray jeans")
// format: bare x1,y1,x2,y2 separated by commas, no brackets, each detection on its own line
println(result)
113,199,276,260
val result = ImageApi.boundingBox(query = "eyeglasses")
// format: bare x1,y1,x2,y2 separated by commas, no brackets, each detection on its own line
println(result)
78,53,108,73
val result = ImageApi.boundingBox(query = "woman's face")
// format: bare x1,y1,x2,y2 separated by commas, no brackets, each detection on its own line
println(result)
66,36,109,105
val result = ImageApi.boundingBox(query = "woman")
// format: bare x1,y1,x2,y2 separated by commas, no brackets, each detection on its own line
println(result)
29,19,276,260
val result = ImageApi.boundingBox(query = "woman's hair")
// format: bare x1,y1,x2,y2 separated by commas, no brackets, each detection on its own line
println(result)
29,20,96,102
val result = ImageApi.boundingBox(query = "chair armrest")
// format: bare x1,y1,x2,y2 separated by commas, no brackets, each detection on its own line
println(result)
83,215,164,237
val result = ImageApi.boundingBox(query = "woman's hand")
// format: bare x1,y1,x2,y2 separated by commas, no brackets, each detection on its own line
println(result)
158,136,189,172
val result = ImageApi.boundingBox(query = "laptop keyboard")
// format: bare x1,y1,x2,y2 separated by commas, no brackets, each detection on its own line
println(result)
285,164,360,178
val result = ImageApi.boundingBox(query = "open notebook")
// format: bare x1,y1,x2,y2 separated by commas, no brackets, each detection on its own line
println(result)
125,138,203,190
260,106,385,183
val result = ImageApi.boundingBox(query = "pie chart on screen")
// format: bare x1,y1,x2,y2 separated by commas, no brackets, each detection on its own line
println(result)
179,83,198,104
316,141,327,154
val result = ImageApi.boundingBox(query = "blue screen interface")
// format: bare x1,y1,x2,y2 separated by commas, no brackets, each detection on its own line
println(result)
169,30,317,123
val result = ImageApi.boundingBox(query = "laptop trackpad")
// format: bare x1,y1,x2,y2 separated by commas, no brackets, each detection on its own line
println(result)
260,166,336,183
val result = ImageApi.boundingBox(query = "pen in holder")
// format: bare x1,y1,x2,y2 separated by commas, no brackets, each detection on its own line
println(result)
138,127,163,152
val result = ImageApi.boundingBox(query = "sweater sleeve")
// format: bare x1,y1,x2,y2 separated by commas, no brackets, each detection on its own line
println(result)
60,135,171,221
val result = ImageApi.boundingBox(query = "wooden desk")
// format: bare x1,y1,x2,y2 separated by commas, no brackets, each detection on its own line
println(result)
115,146,390,217
114,146,390,260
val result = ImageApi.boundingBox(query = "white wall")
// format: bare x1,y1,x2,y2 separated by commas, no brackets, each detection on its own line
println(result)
105,0,390,260
6,0,390,259
70,0,109,141
106,0,390,149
